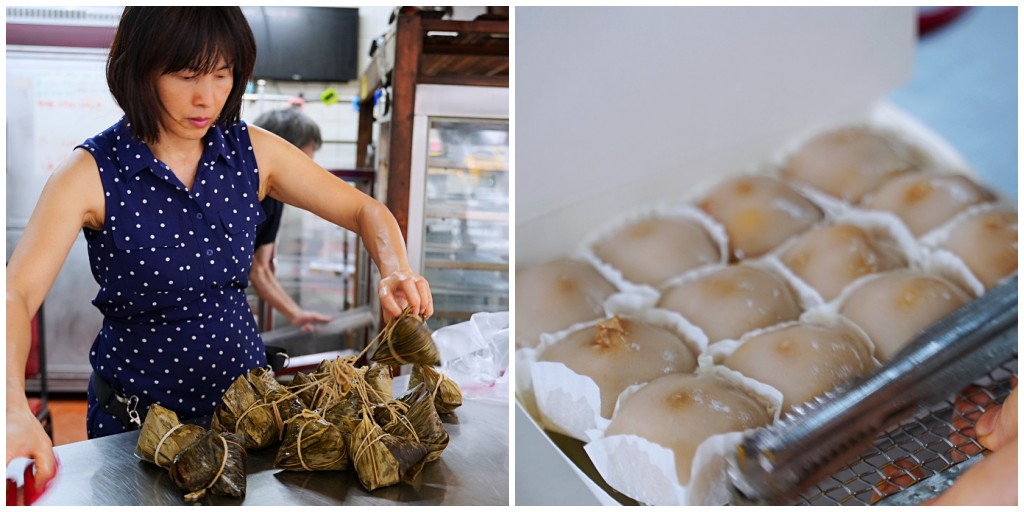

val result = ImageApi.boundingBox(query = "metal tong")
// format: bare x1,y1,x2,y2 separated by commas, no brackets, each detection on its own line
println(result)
727,275,1018,505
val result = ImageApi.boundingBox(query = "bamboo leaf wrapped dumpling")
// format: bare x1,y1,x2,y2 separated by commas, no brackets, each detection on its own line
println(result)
248,367,307,429
371,307,441,366
364,363,395,404
275,410,349,471
170,430,247,502
409,364,463,414
400,384,451,463
372,401,417,440
322,395,361,433
134,404,205,468
349,407,430,491
210,373,280,449
287,370,323,409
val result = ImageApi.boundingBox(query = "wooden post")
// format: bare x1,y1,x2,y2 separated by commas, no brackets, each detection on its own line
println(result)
384,13,423,239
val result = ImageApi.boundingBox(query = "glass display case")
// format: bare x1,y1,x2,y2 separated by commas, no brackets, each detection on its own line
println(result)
354,10,509,333
421,118,509,328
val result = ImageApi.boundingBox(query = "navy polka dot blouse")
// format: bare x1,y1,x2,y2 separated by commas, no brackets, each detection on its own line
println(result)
78,118,268,438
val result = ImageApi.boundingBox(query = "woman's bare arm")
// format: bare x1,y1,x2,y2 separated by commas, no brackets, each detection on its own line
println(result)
6,148,104,487
250,126,433,321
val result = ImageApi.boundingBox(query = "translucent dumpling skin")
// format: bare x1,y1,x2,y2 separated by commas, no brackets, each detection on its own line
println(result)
592,217,719,285
862,173,994,236
780,127,924,203
839,271,971,361
658,265,802,344
516,259,617,348
781,224,906,301
538,316,697,418
699,175,822,260
721,322,875,411
940,210,1018,290
605,374,773,485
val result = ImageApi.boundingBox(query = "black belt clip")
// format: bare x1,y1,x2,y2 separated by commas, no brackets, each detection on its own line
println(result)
92,373,144,430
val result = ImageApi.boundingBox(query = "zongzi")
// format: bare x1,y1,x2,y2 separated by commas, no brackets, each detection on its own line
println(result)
349,408,429,491
275,410,349,471
400,385,450,462
371,307,441,366
134,404,205,468
170,430,248,502
409,364,463,414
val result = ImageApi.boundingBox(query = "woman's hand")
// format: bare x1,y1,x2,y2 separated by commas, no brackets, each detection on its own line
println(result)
6,405,57,493
378,270,434,323
974,386,1017,451
925,385,1018,506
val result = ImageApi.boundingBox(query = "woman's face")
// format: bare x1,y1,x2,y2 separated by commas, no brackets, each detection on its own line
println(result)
155,57,233,144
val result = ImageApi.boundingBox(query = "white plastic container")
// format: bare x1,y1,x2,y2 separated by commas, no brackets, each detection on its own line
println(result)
515,7,925,505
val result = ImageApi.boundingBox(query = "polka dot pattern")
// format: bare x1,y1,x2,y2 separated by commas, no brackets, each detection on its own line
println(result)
79,119,267,438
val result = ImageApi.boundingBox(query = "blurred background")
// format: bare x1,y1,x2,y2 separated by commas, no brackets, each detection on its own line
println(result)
889,6,1017,198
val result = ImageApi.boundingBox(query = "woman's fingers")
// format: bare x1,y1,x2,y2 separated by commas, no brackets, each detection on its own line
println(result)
6,410,57,493
378,271,434,321
378,281,404,322
398,277,421,316
416,278,434,319
29,452,57,495
976,386,1017,451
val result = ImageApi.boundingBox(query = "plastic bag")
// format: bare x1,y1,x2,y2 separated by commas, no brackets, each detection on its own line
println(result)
431,311,509,400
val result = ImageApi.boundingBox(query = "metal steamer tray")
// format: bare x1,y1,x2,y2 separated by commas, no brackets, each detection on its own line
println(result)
797,356,1016,505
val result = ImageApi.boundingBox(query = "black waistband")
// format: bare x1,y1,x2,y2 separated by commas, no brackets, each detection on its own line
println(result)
91,373,144,430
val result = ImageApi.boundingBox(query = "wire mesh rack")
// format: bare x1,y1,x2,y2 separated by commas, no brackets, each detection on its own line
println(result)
796,356,1017,505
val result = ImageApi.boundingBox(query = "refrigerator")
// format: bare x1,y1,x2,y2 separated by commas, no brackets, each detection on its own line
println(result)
405,85,510,329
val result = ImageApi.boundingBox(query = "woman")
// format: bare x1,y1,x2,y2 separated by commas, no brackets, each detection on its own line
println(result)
6,7,432,490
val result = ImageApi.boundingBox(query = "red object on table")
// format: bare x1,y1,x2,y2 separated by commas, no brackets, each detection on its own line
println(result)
918,6,970,36
6,462,36,506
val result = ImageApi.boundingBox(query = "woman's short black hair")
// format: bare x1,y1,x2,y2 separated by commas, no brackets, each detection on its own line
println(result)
107,7,256,144
252,108,323,151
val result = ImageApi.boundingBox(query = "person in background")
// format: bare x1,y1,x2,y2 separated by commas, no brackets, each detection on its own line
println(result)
249,108,331,331
6,7,432,492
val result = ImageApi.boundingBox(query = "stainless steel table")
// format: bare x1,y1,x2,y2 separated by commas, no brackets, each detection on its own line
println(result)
34,398,508,505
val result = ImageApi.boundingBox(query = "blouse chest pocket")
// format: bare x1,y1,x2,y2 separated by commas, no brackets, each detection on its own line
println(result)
110,213,195,294
217,200,264,277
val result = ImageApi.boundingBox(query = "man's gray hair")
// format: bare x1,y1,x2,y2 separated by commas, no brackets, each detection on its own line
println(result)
252,108,322,150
